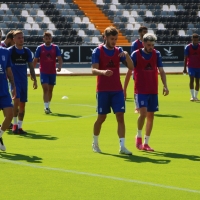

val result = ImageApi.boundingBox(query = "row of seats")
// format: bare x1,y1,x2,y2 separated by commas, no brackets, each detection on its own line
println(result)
117,0,199,3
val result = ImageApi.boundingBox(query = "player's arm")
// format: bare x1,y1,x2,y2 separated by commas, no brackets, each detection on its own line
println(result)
120,51,134,70
57,56,63,72
183,46,189,74
6,67,16,99
158,67,169,96
28,62,37,89
91,63,113,76
33,57,39,68
123,69,132,100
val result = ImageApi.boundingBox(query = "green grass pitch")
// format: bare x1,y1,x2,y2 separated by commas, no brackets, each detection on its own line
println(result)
0,74,200,200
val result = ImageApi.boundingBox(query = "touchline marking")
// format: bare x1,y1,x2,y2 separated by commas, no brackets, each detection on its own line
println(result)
0,159,199,194
25,114,97,124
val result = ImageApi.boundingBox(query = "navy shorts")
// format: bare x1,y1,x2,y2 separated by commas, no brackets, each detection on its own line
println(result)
0,94,13,110
96,91,125,114
15,82,28,102
40,73,56,85
135,94,158,112
188,68,200,78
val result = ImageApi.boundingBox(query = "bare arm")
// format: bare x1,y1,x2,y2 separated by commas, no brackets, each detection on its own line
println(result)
6,67,16,99
33,57,39,68
183,56,188,73
123,69,132,100
91,63,113,76
28,62,37,89
158,67,169,96
120,51,134,70
57,56,63,72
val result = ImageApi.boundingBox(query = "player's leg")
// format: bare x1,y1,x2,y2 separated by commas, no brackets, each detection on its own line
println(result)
17,102,27,134
47,85,54,113
92,92,109,153
112,91,132,155
12,98,20,133
188,68,195,101
135,94,148,150
194,69,200,100
47,74,56,112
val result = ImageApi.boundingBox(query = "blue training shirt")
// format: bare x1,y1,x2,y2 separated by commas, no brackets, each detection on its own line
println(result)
130,39,142,54
131,49,163,68
34,44,61,58
8,46,33,83
184,44,199,56
92,45,126,64
0,47,12,96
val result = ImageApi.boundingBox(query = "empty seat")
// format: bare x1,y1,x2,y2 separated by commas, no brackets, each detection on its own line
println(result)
123,11,130,17
162,5,169,11
130,11,138,17
21,10,29,16
82,17,90,23
24,23,32,30
74,17,81,23
27,17,35,23
58,0,65,4
178,30,186,36
110,5,118,11
48,23,56,30
169,5,177,11
43,17,51,23
126,23,134,30
0,4,9,10
78,30,85,37
158,23,165,30
146,11,153,17
30,10,37,16
88,24,96,30
96,0,105,5
32,23,40,30
128,17,135,23
37,10,45,17
112,0,120,4
92,37,100,44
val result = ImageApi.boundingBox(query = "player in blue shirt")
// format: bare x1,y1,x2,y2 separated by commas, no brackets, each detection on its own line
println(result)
9,30,37,134
0,46,16,151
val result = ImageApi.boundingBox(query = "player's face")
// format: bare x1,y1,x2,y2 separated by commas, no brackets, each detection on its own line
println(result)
192,37,199,45
105,34,118,49
143,41,155,53
13,33,24,47
140,29,148,38
43,36,52,46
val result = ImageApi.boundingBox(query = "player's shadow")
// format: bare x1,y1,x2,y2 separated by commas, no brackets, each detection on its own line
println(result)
101,152,170,164
125,97,134,102
145,151,200,161
0,152,42,163
7,130,58,140
154,114,182,118
49,113,81,118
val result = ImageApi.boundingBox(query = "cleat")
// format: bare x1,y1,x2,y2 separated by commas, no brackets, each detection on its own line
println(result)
92,143,101,153
134,108,139,114
194,98,199,101
190,97,195,101
142,144,154,151
12,124,18,134
119,147,132,155
9,123,13,130
44,108,50,114
48,108,52,113
135,137,143,150
0,137,6,151
18,128,27,135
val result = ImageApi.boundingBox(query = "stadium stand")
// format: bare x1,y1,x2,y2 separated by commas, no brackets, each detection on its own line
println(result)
0,0,200,45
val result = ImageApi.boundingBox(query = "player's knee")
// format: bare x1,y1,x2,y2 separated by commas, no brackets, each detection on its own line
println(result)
97,115,106,124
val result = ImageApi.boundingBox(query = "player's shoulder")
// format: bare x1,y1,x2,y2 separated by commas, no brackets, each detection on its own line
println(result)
155,49,161,55
185,43,191,49
92,46,100,54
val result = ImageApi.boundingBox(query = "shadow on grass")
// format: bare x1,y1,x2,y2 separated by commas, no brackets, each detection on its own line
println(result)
100,152,170,164
154,114,182,118
125,97,134,102
7,130,58,140
145,151,200,161
49,113,82,118
0,152,42,163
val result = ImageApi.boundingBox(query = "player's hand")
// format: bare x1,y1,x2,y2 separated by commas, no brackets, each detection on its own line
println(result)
57,67,61,72
11,87,16,100
118,51,127,58
183,68,187,74
163,87,169,96
103,70,113,77
33,80,38,89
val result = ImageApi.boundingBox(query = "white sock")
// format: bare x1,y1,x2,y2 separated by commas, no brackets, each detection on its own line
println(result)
136,130,142,138
44,102,49,109
13,117,17,125
144,135,150,144
0,129,4,138
194,90,198,98
190,89,195,98
119,138,125,148
18,120,23,129
93,135,99,145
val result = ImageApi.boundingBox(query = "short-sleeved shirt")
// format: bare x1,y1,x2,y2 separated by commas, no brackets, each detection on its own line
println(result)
130,39,143,54
92,45,126,64
0,47,12,96
8,46,33,83
131,49,163,68
34,44,61,59
184,44,199,56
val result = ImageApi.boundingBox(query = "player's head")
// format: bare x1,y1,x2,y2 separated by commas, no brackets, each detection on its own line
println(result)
192,33,199,45
104,26,118,49
43,31,52,46
13,30,24,47
143,33,157,53
5,30,15,47
138,26,148,39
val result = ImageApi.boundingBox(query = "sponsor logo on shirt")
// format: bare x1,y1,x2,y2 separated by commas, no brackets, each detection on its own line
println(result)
145,63,153,70
2,55,5,61
106,59,115,68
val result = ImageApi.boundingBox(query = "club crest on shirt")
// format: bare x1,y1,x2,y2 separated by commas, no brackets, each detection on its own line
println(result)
2,55,5,61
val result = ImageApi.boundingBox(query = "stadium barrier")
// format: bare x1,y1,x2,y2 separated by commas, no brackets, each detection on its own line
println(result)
27,45,185,63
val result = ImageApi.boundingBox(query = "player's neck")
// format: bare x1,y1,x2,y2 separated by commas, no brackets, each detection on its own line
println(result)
44,43,51,47
15,45,23,50
143,48,151,54
104,44,114,50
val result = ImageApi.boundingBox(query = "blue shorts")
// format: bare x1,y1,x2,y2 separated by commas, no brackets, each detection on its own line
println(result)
96,91,125,114
40,73,56,85
0,94,13,110
135,94,158,112
188,68,200,78
15,82,28,102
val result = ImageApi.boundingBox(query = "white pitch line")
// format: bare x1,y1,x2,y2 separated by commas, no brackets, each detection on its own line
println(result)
0,158,200,194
